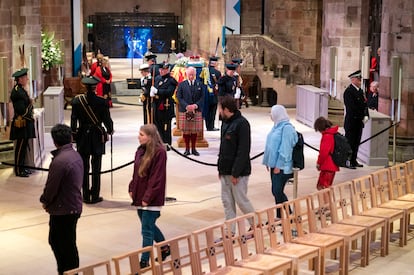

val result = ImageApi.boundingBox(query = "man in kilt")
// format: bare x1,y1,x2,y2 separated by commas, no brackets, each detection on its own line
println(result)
176,66,204,156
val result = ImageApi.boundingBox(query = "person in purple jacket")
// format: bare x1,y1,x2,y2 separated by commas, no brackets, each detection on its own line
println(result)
40,124,84,275
128,124,170,268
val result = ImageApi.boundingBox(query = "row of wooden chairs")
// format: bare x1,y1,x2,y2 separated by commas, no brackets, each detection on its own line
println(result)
64,160,414,275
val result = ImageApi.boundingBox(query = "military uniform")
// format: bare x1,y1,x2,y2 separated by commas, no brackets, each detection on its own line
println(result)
218,64,237,98
71,76,114,203
9,68,36,177
151,64,177,145
139,64,153,124
206,57,221,131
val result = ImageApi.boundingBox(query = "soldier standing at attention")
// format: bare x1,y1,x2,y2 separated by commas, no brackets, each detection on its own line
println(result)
9,68,36,177
139,63,152,124
206,56,221,131
71,76,114,204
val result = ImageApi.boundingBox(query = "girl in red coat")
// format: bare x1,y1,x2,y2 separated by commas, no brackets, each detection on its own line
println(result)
128,124,170,268
314,116,339,190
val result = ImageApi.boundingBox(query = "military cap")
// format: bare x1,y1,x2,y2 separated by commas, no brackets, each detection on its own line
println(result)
209,56,219,62
231,58,243,65
348,70,361,78
81,75,100,85
225,63,237,71
144,54,157,61
12,68,29,78
158,62,171,69
139,63,150,70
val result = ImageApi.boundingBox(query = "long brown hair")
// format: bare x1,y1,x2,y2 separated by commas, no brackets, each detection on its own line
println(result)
138,124,164,177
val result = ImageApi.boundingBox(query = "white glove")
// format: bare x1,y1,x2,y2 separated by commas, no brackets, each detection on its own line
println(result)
150,86,158,97
234,87,241,99
363,116,369,123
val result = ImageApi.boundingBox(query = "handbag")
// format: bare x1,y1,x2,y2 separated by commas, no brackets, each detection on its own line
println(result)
185,111,195,121
79,95,109,143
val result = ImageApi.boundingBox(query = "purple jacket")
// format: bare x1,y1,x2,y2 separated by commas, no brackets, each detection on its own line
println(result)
129,145,167,206
40,144,83,215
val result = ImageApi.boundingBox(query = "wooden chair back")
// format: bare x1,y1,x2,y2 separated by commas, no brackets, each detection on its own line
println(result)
154,233,196,275
63,260,112,275
371,168,394,204
192,223,233,274
308,189,337,228
329,181,356,221
388,163,411,198
255,204,286,251
283,196,317,241
352,175,379,211
112,246,155,275
405,159,414,192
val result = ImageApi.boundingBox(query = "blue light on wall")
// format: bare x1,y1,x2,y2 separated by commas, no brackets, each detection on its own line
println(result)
124,27,152,58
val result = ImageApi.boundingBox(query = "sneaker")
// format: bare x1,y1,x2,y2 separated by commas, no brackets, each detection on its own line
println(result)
155,245,170,262
139,260,149,268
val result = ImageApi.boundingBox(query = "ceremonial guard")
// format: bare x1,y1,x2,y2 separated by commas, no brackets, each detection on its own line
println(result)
145,53,159,78
9,68,36,177
206,56,221,131
232,58,247,108
150,62,177,146
218,63,237,98
71,76,114,204
176,66,204,156
139,63,152,124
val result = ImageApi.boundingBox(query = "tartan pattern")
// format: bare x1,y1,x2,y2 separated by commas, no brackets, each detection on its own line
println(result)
178,111,203,133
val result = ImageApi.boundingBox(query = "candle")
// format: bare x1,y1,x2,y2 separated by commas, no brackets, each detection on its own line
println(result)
171,39,176,49
147,39,151,49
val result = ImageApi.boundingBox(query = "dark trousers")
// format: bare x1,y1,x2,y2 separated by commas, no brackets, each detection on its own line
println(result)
345,122,363,164
81,153,103,200
270,169,292,218
154,118,172,145
137,209,165,262
142,100,152,124
14,138,28,175
49,214,80,275
205,103,218,130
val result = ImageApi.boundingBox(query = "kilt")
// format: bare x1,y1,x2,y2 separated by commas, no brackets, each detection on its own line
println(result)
178,111,203,133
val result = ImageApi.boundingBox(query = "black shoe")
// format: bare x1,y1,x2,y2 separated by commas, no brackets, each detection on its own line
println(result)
16,171,29,177
212,128,219,131
90,197,103,204
83,198,91,204
139,260,149,269
155,245,170,262
191,149,200,156
183,150,191,156
346,165,357,170
353,162,363,168
24,169,33,174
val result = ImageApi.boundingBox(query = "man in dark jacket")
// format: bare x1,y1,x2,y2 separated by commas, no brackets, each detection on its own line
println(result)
71,76,114,203
343,70,369,169
217,95,255,228
40,124,83,275
205,56,221,131
9,68,36,177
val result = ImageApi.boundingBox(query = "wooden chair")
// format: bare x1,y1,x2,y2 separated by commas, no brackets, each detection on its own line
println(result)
329,181,386,266
308,189,367,272
352,175,406,254
224,213,293,274
405,159,414,193
283,197,346,275
112,246,156,275
389,163,414,201
371,168,414,245
154,233,197,275
192,222,263,274
63,260,112,275
255,204,321,275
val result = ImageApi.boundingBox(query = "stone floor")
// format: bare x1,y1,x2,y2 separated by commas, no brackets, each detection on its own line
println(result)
1,98,413,274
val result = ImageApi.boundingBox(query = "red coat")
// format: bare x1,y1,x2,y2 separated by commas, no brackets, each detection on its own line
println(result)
94,66,112,97
317,125,340,172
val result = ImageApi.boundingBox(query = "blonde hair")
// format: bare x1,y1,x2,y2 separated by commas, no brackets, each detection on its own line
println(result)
138,124,164,177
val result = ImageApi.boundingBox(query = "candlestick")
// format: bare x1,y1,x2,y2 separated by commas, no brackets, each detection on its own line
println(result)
171,39,176,50
147,39,151,49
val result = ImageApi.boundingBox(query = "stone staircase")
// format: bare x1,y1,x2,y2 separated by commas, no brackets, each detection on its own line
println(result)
0,131,14,167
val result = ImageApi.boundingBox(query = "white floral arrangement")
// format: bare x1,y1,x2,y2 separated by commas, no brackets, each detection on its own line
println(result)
175,56,189,67
41,31,63,71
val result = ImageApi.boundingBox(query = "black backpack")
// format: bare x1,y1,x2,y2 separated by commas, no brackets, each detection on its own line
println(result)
292,131,305,170
331,133,352,167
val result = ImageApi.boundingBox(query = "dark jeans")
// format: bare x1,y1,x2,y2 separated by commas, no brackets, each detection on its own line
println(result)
49,214,80,275
137,209,165,261
270,169,292,218
81,153,102,200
